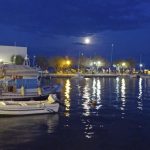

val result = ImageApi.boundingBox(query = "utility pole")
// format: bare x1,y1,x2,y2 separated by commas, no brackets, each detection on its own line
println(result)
139,54,143,72
110,43,114,66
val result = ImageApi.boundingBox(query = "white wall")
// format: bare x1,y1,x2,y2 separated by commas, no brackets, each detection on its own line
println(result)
0,45,27,63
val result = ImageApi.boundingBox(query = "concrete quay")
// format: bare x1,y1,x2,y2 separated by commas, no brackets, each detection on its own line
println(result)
44,73,123,78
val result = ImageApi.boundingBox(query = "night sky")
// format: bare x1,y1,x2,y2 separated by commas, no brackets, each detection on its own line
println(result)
0,0,150,67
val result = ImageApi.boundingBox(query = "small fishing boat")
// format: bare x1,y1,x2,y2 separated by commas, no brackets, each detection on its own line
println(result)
0,64,62,101
0,94,59,116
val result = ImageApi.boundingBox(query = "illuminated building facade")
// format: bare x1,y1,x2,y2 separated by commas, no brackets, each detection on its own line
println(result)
0,45,27,64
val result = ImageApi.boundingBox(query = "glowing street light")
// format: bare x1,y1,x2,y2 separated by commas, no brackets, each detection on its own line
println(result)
122,62,126,67
33,55,36,67
77,37,91,72
13,55,16,64
66,60,71,66
139,64,143,67
121,62,126,73
97,61,102,66
139,63,143,71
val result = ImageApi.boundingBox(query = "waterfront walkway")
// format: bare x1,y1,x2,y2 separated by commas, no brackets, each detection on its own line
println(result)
45,73,126,78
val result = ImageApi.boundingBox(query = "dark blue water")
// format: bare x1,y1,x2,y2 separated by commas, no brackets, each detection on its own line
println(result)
1,77,150,150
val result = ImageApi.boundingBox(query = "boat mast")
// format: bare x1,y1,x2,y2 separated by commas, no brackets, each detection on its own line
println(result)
77,50,80,72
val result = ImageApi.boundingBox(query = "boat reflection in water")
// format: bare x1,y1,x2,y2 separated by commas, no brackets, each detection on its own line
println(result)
0,114,59,149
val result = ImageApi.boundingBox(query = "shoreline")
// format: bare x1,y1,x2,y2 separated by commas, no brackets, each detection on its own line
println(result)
41,73,150,78
44,73,130,78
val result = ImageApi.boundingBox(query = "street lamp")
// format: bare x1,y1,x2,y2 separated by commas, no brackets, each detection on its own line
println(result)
139,63,143,72
65,60,71,73
122,62,126,67
139,64,143,67
96,61,102,73
122,62,126,73
78,37,91,73
66,60,71,66
110,43,114,65
97,61,102,66
33,55,36,67
13,55,16,64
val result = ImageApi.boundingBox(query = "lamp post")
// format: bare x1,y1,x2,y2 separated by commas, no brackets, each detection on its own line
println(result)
109,43,114,73
122,62,126,73
13,55,16,64
97,61,102,73
65,60,71,73
111,43,114,65
24,55,30,66
139,55,143,73
33,55,36,67
139,63,143,72
66,60,71,66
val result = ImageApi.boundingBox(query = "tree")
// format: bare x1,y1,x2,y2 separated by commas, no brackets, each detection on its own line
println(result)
36,56,49,70
114,58,136,68
48,56,73,73
126,58,136,68
11,55,24,65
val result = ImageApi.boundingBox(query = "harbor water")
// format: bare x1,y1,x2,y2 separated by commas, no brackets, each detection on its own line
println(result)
0,77,150,150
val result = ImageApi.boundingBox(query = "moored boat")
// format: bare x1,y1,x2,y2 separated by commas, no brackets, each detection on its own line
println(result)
0,64,61,101
0,94,59,116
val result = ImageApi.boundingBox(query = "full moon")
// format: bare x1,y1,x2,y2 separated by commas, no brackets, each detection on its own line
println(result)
84,37,91,44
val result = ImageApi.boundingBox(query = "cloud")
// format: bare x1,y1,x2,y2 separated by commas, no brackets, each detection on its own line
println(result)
72,42,93,46
0,0,150,37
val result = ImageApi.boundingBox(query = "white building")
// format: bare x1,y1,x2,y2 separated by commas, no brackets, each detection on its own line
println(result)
0,45,27,64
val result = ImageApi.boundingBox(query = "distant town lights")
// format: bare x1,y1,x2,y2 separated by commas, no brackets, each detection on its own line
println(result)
97,61,102,66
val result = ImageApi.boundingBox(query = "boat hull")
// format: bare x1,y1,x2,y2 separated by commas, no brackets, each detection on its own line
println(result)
0,94,49,101
0,102,59,116
0,84,62,101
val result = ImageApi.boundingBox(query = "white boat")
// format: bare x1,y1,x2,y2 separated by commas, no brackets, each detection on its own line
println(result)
0,94,59,116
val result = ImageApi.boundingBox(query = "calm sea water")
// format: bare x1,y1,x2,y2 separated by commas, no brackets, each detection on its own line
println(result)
0,77,150,150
